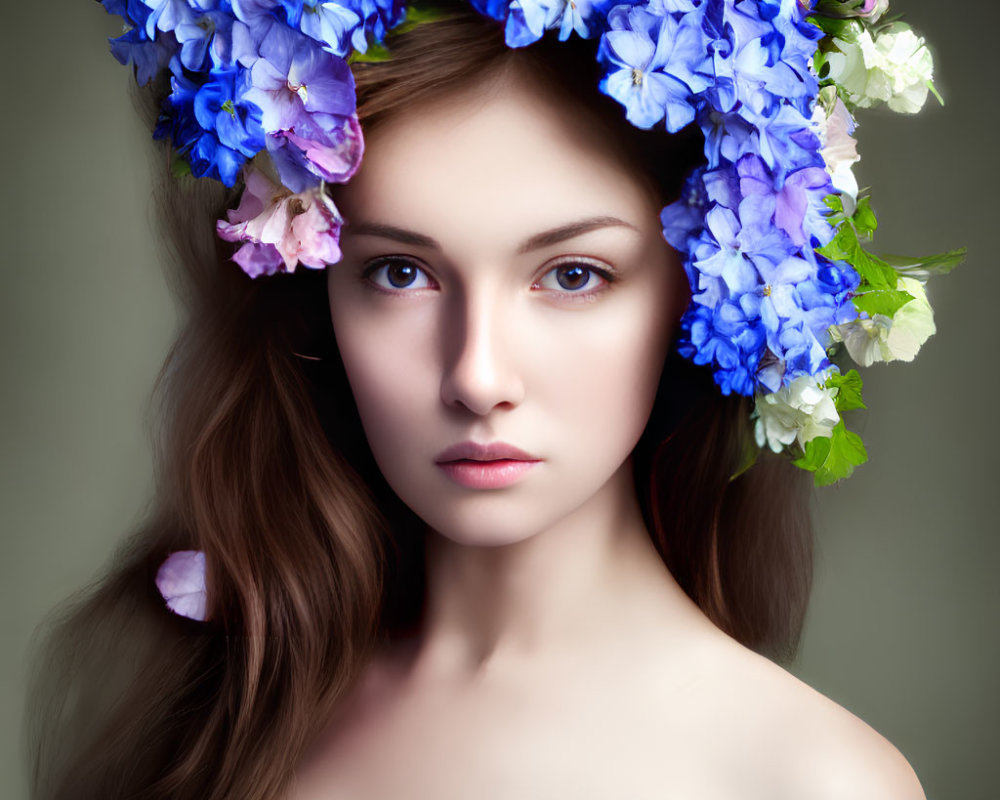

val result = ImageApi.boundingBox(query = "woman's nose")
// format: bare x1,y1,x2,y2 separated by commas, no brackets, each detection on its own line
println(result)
439,289,525,416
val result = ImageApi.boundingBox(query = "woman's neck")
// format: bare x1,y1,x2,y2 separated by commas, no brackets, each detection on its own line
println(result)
410,460,708,681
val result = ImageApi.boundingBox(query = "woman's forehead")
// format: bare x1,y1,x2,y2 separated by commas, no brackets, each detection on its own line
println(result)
337,73,662,247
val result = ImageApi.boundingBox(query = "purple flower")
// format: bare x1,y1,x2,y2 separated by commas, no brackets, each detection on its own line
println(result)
736,153,832,247
243,38,361,190
245,41,354,132
265,113,365,191
156,550,208,621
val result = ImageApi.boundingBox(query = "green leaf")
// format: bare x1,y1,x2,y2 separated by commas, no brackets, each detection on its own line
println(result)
880,247,967,278
809,13,857,40
813,50,830,80
852,195,878,238
927,78,944,107
170,154,192,180
826,369,866,411
852,288,914,318
824,194,844,214
817,226,898,290
729,439,760,482
394,4,448,31
794,422,868,486
348,42,393,64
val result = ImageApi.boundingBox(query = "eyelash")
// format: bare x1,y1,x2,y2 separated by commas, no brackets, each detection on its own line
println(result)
361,256,617,298
362,256,437,293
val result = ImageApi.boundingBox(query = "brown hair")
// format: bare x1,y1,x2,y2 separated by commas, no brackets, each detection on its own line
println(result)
27,7,812,799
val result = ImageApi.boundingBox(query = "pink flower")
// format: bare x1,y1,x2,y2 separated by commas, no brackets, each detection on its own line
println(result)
814,96,860,209
216,169,344,277
156,550,208,621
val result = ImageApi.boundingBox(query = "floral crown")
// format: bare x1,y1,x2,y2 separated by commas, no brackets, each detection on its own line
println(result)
101,0,961,617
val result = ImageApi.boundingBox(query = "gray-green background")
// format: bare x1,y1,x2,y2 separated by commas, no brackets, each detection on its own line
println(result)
2,2,997,798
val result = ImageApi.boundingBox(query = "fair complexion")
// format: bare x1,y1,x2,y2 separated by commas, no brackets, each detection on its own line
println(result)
295,68,925,800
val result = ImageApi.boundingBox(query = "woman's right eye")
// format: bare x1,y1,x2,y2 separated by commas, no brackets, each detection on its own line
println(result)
363,257,436,292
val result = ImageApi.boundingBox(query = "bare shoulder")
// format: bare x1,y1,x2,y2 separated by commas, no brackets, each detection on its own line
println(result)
673,634,926,800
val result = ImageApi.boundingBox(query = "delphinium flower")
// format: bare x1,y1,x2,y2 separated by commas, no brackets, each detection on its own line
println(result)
471,0,614,47
298,1,367,56
710,0,821,121
597,1,714,131
173,7,236,70
679,301,765,396
217,169,345,277
101,0,176,85
736,153,832,248
702,103,826,180
156,53,266,185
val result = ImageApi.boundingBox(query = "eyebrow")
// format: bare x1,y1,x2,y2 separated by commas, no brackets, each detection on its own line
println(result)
345,216,638,254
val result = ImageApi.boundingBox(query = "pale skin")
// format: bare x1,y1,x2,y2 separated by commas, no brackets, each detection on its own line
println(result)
291,67,925,799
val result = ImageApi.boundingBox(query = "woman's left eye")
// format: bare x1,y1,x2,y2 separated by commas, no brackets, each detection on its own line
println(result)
534,262,612,294
364,257,435,292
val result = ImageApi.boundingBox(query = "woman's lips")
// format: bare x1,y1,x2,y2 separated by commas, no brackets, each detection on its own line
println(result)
435,442,540,489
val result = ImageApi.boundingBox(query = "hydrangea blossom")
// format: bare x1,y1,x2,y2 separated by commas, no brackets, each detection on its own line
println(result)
826,21,935,113
753,370,841,452
830,276,935,366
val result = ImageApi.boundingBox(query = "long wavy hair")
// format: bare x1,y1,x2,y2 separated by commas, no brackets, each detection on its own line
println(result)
27,7,812,799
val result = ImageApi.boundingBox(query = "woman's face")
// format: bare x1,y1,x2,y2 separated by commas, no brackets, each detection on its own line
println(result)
327,70,685,547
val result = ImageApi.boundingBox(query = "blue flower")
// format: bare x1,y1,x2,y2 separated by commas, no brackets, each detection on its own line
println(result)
700,104,823,177
193,62,266,156
101,0,177,85
173,10,236,71
138,0,200,38
598,2,714,131
298,1,365,56
679,301,765,396
469,0,613,48
660,166,708,251
711,0,818,120
156,55,265,186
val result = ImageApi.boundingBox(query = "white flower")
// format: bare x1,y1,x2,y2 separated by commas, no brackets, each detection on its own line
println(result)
754,372,841,454
827,23,935,114
830,277,936,367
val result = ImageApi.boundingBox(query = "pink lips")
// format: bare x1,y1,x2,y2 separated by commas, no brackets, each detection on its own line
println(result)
435,441,541,489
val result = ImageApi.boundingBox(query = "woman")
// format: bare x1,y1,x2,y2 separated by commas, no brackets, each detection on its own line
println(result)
28,1,947,797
